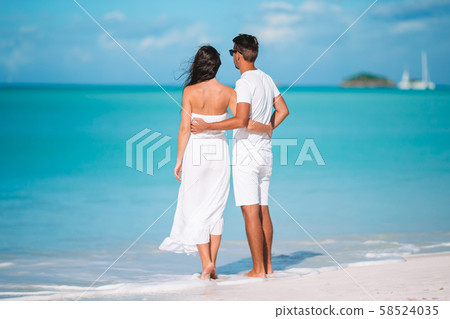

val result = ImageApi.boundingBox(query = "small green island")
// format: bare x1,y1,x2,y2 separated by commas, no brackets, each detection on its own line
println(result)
341,72,395,88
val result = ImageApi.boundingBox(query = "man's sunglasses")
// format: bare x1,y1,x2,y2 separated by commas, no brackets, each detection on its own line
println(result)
229,49,241,56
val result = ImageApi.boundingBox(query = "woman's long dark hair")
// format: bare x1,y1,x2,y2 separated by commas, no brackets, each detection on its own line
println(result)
184,45,221,87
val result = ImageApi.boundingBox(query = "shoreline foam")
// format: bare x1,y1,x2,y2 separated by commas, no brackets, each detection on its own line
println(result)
2,252,449,301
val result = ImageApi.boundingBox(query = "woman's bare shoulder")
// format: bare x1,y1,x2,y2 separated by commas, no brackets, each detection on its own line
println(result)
183,85,193,95
183,85,200,101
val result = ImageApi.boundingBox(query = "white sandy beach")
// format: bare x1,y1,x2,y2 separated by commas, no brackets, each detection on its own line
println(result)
186,252,450,301
1,252,449,301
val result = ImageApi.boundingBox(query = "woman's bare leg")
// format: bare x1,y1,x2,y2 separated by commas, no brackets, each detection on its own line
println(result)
209,234,221,279
197,242,214,280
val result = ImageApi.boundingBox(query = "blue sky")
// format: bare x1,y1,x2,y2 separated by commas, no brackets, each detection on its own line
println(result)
1,0,449,86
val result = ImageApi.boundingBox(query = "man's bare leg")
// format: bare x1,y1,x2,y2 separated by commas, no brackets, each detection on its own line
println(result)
197,242,214,280
260,205,273,274
241,204,267,278
209,234,221,279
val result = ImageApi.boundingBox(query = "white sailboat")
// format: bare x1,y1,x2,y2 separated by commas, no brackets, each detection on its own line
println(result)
398,69,411,90
398,51,435,90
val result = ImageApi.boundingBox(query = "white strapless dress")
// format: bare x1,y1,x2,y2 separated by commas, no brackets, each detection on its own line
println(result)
159,112,230,255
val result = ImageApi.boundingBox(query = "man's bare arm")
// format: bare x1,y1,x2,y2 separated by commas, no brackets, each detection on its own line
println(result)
247,120,273,137
270,94,289,129
191,102,250,133
247,94,289,136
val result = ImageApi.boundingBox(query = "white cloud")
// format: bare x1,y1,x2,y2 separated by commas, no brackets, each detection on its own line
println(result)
98,33,117,50
139,23,210,50
259,26,297,44
96,21,211,55
140,33,177,49
0,40,32,82
298,0,342,14
252,0,345,45
19,25,38,33
66,47,93,63
103,11,125,22
5,45,31,70
0,25,37,74
264,13,301,26
371,0,450,37
298,1,324,13
260,2,295,11
372,0,450,19
257,11,301,44
392,20,427,34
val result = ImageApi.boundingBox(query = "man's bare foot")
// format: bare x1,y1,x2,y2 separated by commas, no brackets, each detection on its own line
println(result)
246,269,267,278
266,265,274,275
200,262,215,280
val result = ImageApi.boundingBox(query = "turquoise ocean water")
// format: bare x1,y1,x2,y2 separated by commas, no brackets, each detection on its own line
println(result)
0,85,449,300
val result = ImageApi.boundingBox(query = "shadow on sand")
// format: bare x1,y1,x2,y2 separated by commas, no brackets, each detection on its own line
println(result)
216,250,322,275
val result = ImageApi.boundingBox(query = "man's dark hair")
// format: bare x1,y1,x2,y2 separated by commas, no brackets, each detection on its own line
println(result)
233,34,259,62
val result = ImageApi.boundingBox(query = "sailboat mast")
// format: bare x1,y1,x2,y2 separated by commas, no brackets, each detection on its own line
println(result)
422,51,428,84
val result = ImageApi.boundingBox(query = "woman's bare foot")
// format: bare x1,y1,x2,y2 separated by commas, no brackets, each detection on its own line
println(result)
246,269,267,278
200,262,215,280
210,267,217,280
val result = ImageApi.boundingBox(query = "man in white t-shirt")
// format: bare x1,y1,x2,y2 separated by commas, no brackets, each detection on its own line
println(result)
191,34,289,278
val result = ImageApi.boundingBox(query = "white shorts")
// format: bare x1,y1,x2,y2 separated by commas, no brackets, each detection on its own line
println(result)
232,139,273,206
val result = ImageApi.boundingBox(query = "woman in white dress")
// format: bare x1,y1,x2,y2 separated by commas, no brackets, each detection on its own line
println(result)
159,46,234,280
159,45,271,280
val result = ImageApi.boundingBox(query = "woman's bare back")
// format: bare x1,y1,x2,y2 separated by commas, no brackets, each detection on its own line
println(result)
185,78,236,115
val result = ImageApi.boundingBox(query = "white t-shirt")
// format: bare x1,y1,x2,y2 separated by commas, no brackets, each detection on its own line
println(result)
233,69,280,146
